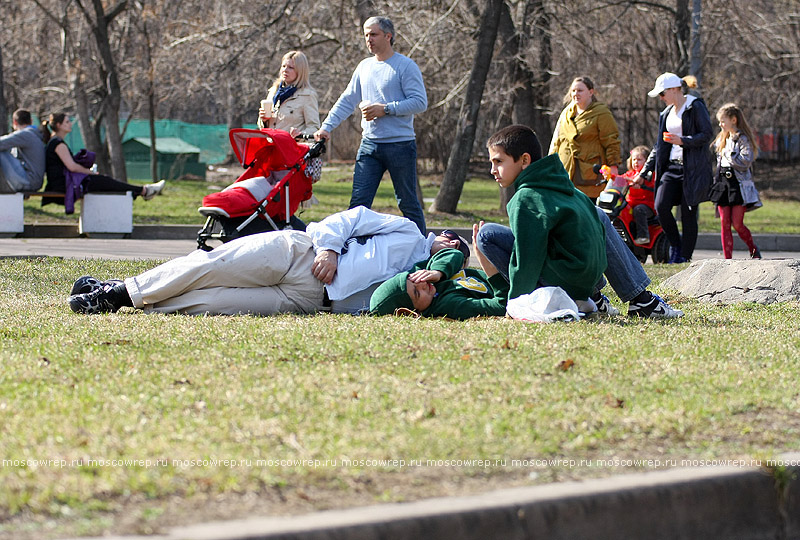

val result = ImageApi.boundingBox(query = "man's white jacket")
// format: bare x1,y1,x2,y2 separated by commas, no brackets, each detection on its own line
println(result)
306,206,433,301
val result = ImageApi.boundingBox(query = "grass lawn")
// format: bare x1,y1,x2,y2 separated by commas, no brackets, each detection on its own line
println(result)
23,163,800,233
2,257,800,538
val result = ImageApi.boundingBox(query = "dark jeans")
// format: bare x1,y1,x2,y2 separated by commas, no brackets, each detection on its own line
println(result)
84,174,141,199
350,139,426,235
632,204,654,240
655,163,698,260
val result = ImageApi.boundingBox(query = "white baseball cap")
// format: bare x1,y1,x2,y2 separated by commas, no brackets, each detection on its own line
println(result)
647,72,683,97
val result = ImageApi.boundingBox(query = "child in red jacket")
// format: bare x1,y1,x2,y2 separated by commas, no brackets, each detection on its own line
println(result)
624,145,656,244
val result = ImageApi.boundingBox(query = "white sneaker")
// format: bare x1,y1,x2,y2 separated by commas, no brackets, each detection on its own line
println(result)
592,293,620,317
634,236,650,245
628,293,683,319
142,180,166,200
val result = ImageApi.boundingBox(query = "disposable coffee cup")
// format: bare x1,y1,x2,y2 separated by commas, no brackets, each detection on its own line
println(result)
261,99,272,118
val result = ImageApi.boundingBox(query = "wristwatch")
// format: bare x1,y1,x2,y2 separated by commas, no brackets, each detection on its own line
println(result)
383,104,390,116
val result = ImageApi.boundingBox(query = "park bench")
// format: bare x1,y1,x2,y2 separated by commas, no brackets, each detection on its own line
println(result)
0,191,133,235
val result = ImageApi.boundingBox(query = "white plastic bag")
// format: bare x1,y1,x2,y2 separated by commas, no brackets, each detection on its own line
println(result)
506,286,581,323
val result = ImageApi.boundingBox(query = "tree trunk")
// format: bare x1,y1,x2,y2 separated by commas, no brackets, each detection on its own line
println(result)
675,0,690,74
0,45,7,136
88,0,128,181
689,0,702,85
495,0,553,213
143,22,158,183
430,0,503,214
355,0,376,25
71,69,110,172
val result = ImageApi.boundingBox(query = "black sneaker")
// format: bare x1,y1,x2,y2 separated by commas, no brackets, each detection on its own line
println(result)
68,282,130,314
627,292,684,319
70,276,124,296
70,275,102,295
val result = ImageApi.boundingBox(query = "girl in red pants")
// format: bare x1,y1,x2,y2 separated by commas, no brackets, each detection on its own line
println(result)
709,103,762,259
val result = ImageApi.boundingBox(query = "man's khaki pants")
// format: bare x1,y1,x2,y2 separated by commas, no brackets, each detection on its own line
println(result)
125,230,324,315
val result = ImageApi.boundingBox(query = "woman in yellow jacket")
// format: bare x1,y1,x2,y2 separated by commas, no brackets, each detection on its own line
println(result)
549,76,621,200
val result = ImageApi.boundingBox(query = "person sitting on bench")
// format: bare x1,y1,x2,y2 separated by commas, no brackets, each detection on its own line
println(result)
42,112,165,213
0,109,46,193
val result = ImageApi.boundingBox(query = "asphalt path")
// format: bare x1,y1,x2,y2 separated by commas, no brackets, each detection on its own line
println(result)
1,236,798,263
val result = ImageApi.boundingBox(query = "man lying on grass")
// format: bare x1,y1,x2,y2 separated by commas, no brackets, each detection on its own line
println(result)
369,234,508,320
66,206,469,316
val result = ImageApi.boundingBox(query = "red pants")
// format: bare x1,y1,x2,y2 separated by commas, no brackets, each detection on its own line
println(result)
718,205,756,258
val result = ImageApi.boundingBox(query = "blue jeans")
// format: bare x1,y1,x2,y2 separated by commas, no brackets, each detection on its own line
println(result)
0,151,28,192
475,207,650,303
350,139,426,234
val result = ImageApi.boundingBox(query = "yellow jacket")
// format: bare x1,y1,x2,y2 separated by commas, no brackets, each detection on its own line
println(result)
549,101,621,198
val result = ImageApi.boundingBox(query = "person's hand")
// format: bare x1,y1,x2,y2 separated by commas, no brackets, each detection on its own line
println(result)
471,221,484,247
258,107,271,127
311,249,338,284
314,129,330,142
360,103,386,122
472,221,498,277
662,132,683,145
408,269,444,283
632,174,645,186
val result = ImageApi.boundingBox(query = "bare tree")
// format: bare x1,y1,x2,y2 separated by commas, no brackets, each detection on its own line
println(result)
0,45,7,135
430,0,504,214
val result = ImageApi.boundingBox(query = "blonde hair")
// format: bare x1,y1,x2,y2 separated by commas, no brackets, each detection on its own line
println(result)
713,103,759,159
626,145,650,170
270,51,312,92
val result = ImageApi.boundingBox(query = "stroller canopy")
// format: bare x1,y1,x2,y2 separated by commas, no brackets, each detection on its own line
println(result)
229,128,307,172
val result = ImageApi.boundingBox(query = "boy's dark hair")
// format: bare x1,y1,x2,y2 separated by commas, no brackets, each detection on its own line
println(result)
486,125,542,163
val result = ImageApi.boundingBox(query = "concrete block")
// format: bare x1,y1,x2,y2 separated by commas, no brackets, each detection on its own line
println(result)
0,193,24,233
79,192,133,235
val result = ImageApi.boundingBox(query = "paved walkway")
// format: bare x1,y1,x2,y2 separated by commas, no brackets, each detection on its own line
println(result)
2,226,799,261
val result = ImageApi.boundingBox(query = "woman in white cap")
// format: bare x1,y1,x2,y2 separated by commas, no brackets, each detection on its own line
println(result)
636,72,713,263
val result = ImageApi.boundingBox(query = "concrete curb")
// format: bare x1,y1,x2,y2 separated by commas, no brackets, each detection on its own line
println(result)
13,224,800,252
67,454,800,540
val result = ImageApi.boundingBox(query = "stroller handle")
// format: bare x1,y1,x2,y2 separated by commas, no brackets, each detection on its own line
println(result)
304,139,326,160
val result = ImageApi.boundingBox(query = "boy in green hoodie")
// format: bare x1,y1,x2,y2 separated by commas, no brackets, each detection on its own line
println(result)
483,124,607,304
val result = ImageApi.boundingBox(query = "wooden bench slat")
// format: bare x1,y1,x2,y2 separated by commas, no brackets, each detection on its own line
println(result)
22,192,65,199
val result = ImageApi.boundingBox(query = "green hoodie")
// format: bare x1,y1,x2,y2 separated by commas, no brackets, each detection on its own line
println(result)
506,154,606,300
369,249,508,320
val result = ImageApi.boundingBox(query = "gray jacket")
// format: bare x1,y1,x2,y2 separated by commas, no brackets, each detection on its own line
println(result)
716,133,761,209
0,126,46,190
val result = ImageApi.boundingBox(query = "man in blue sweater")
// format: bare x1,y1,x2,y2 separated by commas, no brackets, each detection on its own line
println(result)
314,16,428,234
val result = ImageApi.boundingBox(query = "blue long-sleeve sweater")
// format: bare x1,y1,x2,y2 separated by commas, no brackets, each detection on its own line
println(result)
321,52,427,143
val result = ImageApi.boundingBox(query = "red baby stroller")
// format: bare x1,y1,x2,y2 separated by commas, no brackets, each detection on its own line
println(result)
197,128,325,251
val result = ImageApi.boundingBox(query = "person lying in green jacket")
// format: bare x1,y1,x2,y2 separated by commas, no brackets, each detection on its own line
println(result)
369,246,508,320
